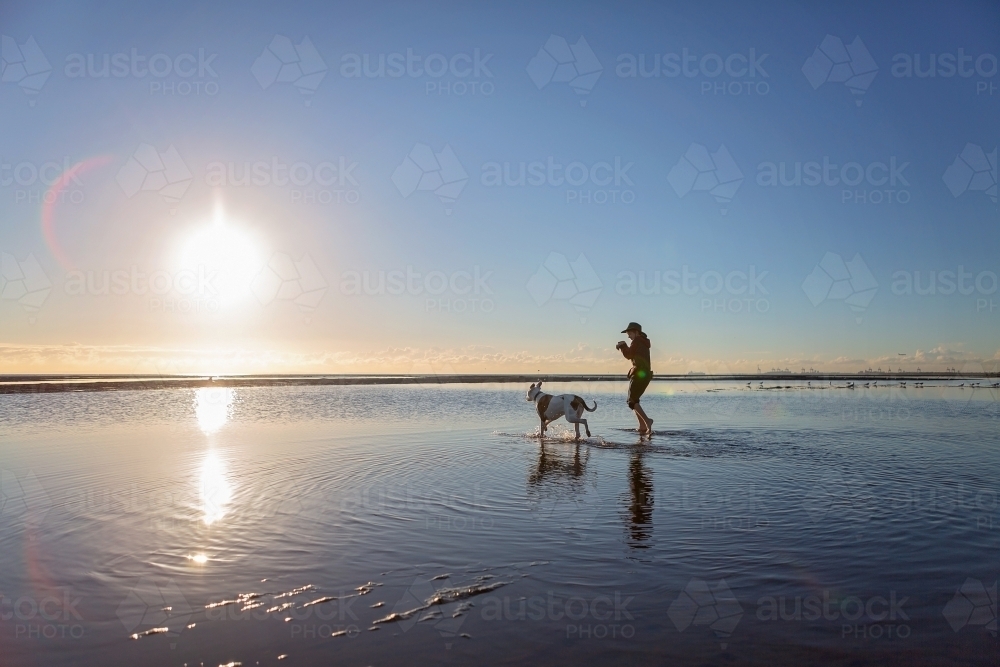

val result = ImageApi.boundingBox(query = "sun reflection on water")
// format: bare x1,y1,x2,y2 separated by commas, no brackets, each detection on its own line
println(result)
195,387,234,435
199,450,232,526
194,388,235,525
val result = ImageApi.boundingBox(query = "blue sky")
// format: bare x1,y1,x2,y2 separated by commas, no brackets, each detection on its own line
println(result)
0,0,996,374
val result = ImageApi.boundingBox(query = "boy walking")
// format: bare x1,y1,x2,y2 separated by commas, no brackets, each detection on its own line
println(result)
616,322,654,434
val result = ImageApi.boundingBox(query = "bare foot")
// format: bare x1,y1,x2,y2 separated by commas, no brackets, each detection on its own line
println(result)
645,419,654,432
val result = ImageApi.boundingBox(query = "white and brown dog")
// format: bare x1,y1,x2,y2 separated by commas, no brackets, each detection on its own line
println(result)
526,382,597,439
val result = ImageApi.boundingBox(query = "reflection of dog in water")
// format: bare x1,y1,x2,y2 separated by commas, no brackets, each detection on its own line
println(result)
527,443,595,525
529,443,589,486
526,381,597,439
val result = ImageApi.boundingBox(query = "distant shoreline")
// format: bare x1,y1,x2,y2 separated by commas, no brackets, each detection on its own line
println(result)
0,372,996,394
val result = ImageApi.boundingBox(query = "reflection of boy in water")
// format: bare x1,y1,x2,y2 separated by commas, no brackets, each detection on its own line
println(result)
616,322,653,434
626,451,653,547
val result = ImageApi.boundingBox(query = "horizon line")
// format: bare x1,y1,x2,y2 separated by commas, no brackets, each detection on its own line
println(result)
2,372,998,394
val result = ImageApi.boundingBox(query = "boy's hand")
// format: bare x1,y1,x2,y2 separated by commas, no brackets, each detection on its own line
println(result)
616,341,626,349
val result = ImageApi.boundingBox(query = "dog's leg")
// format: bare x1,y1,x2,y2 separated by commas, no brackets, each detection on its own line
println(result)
539,417,546,438
565,409,591,439
564,412,582,440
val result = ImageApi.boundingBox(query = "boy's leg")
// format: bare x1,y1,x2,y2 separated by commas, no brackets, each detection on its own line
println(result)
634,409,647,433
634,403,653,432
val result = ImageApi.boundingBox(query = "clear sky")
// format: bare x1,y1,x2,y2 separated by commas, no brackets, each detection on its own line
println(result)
0,0,997,375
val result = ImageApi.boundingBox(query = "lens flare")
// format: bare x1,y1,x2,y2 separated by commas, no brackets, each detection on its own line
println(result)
41,156,114,270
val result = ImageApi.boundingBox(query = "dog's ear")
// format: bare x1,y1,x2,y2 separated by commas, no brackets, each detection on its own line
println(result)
537,380,543,387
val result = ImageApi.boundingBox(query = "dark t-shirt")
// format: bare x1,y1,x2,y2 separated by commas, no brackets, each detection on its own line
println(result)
620,334,651,374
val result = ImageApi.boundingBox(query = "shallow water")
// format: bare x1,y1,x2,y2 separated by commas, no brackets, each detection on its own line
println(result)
0,381,997,666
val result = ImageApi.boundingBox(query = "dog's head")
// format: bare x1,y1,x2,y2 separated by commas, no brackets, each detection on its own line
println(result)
526,381,543,402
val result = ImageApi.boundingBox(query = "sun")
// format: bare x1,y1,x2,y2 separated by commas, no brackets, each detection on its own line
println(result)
178,209,266,308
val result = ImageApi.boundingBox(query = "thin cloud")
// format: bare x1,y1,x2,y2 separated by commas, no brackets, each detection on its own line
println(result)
1,342,997,375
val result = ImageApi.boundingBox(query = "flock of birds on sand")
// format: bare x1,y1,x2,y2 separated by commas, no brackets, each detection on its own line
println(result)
745,380,999,390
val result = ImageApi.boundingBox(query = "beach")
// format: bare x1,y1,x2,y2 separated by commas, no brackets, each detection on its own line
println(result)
1,372,994,394
1,381,996,665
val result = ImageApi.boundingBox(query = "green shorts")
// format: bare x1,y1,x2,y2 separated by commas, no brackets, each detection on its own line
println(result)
627,369,652,409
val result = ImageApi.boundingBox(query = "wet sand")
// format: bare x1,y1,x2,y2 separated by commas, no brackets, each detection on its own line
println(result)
1,372,995,393
1,382,996,666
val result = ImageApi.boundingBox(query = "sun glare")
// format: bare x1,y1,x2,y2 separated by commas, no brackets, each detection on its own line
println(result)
199,450,233,526
179,210,265,308
195,387,234,435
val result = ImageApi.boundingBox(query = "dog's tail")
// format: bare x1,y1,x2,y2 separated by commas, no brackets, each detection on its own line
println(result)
584,400,597,412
